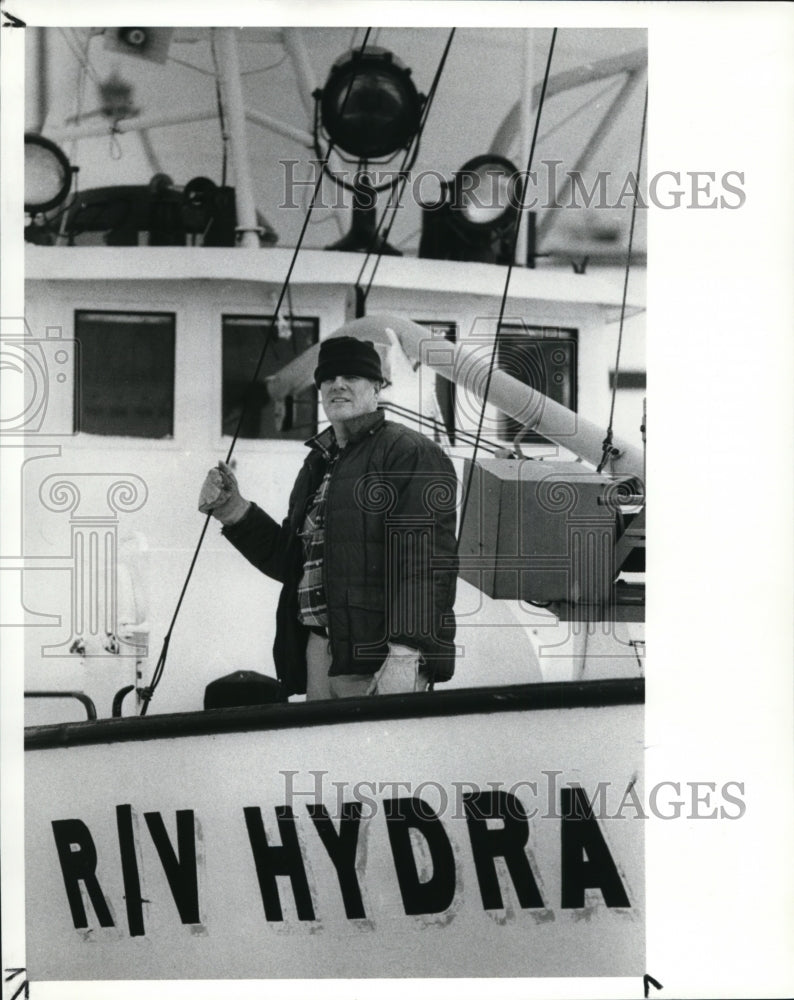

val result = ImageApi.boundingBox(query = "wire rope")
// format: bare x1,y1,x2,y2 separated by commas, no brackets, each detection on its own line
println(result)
455,28,558,552
597,83,648,474
140,28,375,714
355,29,457,302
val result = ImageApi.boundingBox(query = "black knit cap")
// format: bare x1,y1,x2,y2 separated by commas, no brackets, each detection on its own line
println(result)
313,337,384,388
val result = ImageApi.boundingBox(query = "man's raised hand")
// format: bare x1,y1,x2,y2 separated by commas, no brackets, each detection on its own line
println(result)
198,461,250,525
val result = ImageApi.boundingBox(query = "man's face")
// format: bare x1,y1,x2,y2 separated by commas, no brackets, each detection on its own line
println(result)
320,374,380,424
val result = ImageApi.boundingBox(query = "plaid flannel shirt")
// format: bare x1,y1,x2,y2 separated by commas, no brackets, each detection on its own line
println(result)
296,433,339,629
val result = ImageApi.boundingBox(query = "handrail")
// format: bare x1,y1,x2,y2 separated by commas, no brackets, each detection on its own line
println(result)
24,690,97,721
25,678,644,750
379,400,511,456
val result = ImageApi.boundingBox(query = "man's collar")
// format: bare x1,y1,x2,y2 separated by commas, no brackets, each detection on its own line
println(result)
306,409,385,455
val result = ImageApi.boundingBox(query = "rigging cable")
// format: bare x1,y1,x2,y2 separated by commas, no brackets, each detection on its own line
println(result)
381,401,512,456
455,28,558,552
596,83,648,474
168,55,217,77
60,28,92,171
140,28,376,715
354,28,457,304
209,33,230,189
58,27,101,86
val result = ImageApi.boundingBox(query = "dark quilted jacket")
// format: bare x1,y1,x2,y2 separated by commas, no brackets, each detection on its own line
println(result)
222,411,458,695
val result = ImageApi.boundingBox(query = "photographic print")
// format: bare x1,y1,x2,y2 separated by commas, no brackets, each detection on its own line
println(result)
2,3,792,999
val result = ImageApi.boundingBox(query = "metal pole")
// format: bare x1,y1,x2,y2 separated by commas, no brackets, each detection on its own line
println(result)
515,29,535,268
534,69,647,245
215,28,260,248
490,48,647,156
34,28,49,133
48,106,220,143
282,28,318,118
244,107,314,147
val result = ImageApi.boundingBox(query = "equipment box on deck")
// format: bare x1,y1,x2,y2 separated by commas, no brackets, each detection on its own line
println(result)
458,458,633,609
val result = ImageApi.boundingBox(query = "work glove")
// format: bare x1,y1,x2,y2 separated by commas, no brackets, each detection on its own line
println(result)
198,460,250,526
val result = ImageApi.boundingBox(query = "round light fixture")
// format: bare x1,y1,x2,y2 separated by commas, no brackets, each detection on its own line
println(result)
452,155,521,231
319,46,424,160
418,154,525,265
119,27,149,49
24,133,73,214
181,176,219,234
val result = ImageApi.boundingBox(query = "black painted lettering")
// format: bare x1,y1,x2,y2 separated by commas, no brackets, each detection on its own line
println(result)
144,810,201,924
116,805,145,936
463,791,544,909
384,797,455,916
561,787,631,908
244,806,315,921
307,802,366,919
51,819,114,929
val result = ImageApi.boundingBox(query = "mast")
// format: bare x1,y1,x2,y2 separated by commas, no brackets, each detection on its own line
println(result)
214,28,259,248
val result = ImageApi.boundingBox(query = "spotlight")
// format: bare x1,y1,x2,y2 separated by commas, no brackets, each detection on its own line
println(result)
61,174,243,247
120,27,148,49
146,173,185,246
314,46,425,256
181,176,220,233
418,154,526,265
181,176,242,247
104,27,174,64
24,134,73,214
147,174,240,246
318,46,424,160
452,155,522,232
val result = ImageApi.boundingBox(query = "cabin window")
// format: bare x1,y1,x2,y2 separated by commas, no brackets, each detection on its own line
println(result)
73,310,176,438
221,315,319,439
497,324,577,445
413,320,457,445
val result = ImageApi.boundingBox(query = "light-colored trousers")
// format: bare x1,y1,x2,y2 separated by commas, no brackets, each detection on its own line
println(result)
305,631,429,701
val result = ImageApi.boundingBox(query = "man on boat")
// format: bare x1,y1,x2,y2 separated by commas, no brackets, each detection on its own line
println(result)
199,335,458,700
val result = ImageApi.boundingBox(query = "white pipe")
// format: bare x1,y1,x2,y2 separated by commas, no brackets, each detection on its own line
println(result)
535,68,647,245
244,107,314,147
215,28,259,248
282,28,318,118
33,28,49,133
48,106,220,142
490,48,647,157
266,314,644,478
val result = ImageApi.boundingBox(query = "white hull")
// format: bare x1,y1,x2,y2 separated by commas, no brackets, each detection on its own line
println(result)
26,680,644,979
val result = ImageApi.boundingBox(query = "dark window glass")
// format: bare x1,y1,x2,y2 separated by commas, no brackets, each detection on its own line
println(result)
414,320,457,444
222,315,319,439
74,310,175,438
497,324,577,445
